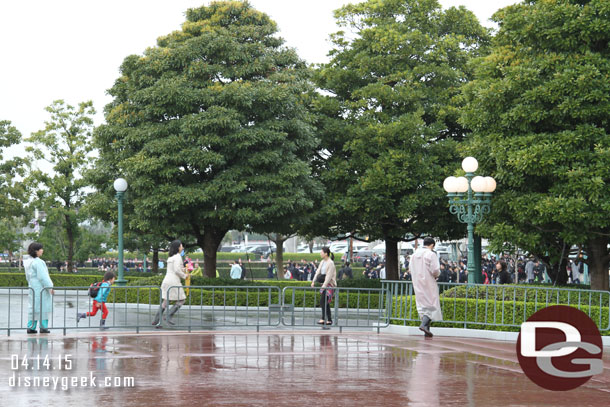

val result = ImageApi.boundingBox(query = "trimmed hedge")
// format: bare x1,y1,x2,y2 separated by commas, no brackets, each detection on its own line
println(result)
104,286,382,310
0,273,147,287
391,295,610,335
441,284,609,307
126,276,382,290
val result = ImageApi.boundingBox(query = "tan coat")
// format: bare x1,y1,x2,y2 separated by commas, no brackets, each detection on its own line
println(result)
312,259,337,288
161,254,187,300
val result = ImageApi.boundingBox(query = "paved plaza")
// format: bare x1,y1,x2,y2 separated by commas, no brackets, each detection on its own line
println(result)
1,330,608,406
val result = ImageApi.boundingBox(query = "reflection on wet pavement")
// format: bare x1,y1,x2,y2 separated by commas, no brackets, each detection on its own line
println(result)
0,331,608,406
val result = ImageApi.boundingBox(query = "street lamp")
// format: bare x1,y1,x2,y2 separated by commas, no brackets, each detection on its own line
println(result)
443,157,496,284
114,178,128,286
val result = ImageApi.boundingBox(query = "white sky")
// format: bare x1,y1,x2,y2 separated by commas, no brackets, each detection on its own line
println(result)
0,0,518,161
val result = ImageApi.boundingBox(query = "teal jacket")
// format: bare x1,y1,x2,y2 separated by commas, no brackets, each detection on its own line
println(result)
95,282,112,302
25,257,54,320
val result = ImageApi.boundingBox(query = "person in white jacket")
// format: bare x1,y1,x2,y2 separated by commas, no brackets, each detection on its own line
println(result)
410,237,442,337
230,261,242,279
153,240,190,326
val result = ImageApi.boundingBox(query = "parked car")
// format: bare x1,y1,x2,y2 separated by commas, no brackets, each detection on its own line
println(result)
249,245,276,257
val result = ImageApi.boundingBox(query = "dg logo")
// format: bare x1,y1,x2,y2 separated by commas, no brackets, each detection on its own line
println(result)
517,305,604,391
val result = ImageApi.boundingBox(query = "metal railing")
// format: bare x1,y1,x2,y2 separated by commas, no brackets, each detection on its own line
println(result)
0,287,35,336
39,286,163,334
281,286,391,333
162,285,282,331
0,282,607,335
382,281,610,332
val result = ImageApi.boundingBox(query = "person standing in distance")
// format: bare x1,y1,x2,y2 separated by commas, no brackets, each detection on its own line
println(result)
410,237,442,337
24,242,54,334
311,247,337,325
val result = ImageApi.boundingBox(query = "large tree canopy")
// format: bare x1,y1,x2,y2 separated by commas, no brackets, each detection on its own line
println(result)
312,0,490,279
91,1,319,277
462,0,610,290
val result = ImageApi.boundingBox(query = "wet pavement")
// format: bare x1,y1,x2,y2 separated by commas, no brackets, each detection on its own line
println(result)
0,331,608,406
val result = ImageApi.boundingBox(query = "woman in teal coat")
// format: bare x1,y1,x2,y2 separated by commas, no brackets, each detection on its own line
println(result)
25,242,54,334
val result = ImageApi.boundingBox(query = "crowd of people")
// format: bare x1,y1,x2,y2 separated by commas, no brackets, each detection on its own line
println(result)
337,251,587,285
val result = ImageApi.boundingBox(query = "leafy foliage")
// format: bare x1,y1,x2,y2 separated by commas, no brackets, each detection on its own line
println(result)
91,1,320,277
0,121,29,253
461,0,610,290
312,0,490,278
26,100,96,272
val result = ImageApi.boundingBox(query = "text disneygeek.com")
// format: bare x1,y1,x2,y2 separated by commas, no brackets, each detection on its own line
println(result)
9,372,135,390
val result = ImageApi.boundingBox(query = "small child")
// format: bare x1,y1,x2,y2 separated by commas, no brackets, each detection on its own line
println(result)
77,271,115,330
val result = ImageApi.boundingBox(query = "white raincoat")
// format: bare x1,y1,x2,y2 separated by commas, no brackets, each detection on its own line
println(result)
410,247,442,321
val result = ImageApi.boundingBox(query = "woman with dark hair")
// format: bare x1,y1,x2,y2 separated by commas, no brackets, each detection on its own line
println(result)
496,261,511,285
311,247,337,325
153,240,191,326
24,242,54,334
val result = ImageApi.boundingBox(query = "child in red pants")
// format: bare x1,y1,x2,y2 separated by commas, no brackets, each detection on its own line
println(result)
78,271,115,330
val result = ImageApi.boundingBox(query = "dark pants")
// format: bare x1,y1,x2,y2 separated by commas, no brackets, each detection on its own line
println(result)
320,290,332,322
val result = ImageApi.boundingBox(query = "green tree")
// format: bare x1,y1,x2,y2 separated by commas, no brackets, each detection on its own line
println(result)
92,1,319,277
462,0,610,290
314,0,489,279
26,100,96,273
37,212,109,264
0,121,30,257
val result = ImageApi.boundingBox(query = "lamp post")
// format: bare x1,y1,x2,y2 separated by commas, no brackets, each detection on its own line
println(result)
114,178,128,286
443,157,496,284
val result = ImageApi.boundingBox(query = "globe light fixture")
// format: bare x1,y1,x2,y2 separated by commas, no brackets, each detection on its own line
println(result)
461,156,478,173
114,178,128,193
443,176,458,193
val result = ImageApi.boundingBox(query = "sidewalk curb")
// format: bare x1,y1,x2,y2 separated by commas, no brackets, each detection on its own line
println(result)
382,324,610,347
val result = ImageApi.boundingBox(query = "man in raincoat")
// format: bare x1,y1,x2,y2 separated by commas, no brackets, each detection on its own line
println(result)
24,242,54,334
410,237,442,337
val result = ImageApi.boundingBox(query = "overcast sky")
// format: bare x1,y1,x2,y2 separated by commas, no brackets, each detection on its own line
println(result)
0,0,518,161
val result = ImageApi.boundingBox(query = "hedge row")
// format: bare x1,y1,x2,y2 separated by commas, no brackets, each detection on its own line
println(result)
103,286,382,310
441,284,610,307
391,296,610,335
0,273,147,288
126,276,383,289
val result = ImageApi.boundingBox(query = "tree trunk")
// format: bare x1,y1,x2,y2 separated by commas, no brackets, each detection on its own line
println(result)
65,215,74,273
152,249,159,274
272,235,287,278
308,240,314,254
545,261,568,285
202,227,227,278
385,237,399,280
587,236,610,291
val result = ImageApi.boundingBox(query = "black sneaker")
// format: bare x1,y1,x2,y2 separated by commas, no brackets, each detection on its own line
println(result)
40,328,50,334
27,328,37,334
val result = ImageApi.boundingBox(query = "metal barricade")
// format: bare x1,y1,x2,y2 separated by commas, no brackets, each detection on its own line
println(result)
281,286,391,332
382,280,610,332
40,286,162,334
161,285,282,331
0,287,35,336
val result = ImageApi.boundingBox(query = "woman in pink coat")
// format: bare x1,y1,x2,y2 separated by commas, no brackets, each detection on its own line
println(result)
410,237,442,337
